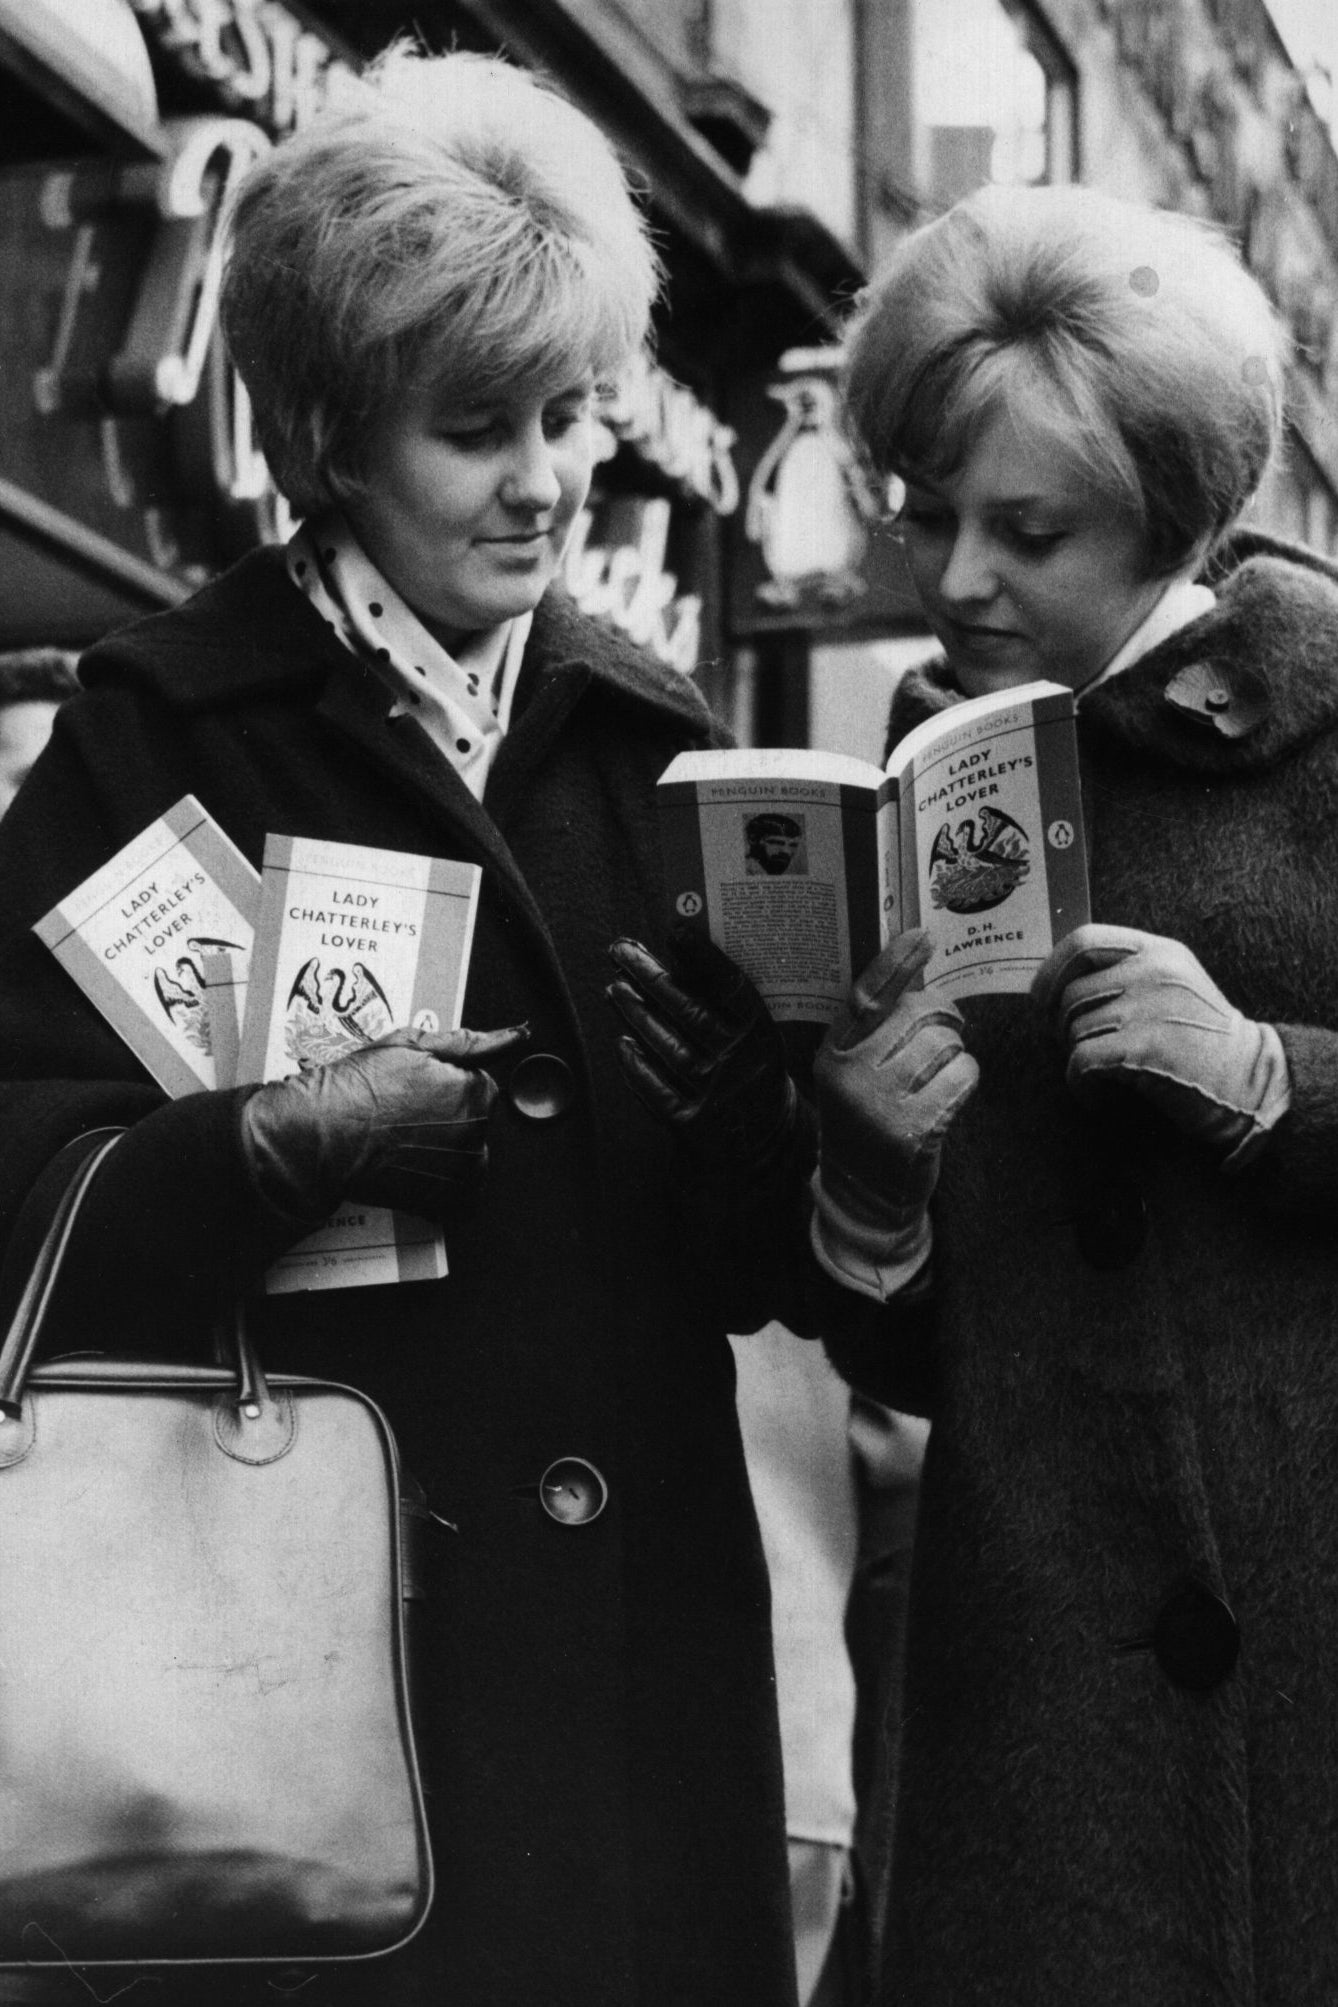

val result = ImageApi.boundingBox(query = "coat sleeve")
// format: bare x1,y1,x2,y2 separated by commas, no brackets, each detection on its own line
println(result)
0,701,302,1350
1252,1023,1338,1218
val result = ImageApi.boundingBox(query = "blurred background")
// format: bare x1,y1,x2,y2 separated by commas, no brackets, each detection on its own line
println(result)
0,0,1335,765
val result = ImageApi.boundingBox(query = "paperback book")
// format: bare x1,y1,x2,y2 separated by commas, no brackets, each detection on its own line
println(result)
238,834,483,1295
657,679,1089,1031
33,794,260,1096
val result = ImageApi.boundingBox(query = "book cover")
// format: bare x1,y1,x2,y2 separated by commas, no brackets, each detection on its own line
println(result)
657,680,1088,1023
658,746,897,1034
33,795,260,1096
892,682,1089,1000
238,835,483,1295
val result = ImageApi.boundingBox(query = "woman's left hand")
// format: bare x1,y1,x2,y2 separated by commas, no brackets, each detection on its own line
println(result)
605,931,796,1172
1033,923,1291,1167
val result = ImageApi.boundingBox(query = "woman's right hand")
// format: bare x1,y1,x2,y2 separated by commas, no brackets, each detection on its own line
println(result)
240,1023,530,1225
810,932,978,1297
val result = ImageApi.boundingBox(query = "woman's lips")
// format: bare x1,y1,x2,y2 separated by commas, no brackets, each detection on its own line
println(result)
945,619,1019,644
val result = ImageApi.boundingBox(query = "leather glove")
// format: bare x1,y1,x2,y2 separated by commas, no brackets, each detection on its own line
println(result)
605,930,796,1171
240,1022,529,1224
1033,923,1291,1169
811,931,979,1298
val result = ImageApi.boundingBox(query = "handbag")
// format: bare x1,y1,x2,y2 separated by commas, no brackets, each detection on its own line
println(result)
0,1128,433,1972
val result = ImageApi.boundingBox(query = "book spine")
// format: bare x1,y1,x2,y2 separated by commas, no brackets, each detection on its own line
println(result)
200,949,243,1091
413,857,483,1030
236,834,294,1087
839,783,884,985
658,781,711,941
1032,707,1090,940
897,770,922,937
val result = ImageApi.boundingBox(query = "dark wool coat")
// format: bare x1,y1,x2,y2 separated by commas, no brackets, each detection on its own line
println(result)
839,533,1338,2007
0,549,802,2007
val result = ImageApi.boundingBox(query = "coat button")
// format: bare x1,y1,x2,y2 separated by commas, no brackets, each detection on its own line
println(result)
1073,1177,1147,1269
539,1458,608,1526
508,1051,576,1121
1153,1578,1240,1692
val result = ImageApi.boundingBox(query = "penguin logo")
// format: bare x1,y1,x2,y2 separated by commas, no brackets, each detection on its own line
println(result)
745,355,880,611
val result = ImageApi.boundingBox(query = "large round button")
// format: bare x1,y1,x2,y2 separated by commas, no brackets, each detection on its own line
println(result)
508,1051,576,1121
1153,1578,1240,1692
539,1458,608,1527
1073,1177,1147,1269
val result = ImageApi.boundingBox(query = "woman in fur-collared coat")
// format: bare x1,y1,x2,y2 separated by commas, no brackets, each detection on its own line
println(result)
799,186,1338,2006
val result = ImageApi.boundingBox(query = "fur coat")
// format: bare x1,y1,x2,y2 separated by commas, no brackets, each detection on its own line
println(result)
0,549,803,2007
840,532,1338,2007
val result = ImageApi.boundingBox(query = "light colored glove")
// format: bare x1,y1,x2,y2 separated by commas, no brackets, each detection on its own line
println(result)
1032,924,1290,1169
811,931,979,1299
241,1022,529,1224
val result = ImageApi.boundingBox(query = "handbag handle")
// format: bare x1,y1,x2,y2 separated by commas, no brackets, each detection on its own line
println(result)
0,1129,272,1419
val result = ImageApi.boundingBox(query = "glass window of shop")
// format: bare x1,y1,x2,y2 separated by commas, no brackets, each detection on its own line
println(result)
1250,431,1338,558
712,0,860,250
912,0,1075,207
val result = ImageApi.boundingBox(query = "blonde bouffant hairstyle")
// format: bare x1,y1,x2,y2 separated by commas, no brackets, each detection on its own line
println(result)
220,44,661,518
842,183,1289,572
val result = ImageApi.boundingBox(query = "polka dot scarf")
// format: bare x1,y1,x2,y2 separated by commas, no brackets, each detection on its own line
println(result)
286,511,531,802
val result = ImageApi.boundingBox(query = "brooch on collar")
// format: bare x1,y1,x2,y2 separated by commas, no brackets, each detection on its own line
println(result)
1163,661,1269,740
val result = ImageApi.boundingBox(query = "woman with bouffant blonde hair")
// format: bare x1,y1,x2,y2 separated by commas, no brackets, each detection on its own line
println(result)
0,43,810,2007
783,182,1338,2003
222,44,659,520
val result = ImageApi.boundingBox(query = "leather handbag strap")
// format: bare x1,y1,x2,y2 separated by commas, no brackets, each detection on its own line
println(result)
0,1131,271,1417
0,1129,122,1418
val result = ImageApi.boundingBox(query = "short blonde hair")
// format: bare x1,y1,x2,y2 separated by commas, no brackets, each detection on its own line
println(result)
842,183,1288,571
221,45,661,517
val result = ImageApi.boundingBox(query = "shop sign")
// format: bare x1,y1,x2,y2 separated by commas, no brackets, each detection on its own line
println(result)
563,497,701,675
126,0,361,139
726,348,920,639
34,116,269,418
600,350,740,517
0,115,293,597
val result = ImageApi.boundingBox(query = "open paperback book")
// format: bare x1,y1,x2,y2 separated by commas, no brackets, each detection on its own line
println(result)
657,679,1089,1034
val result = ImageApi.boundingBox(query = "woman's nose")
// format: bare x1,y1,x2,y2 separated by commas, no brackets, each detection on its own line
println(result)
937,526,998,605
501,430,562,512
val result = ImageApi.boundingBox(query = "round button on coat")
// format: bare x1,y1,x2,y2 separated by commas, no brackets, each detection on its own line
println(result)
1073,1178,1148,1269
1153,1578,1240,1692
508,1051,576,1121
539,1458,608,1527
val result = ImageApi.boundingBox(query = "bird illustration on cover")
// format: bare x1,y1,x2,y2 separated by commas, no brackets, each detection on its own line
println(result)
929,804,1031,915
283,957,394,1068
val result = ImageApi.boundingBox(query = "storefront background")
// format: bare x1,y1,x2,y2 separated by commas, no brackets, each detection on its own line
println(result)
0,0,1335,764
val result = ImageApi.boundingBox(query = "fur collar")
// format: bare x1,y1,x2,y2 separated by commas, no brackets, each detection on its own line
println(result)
887,532,1338,774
